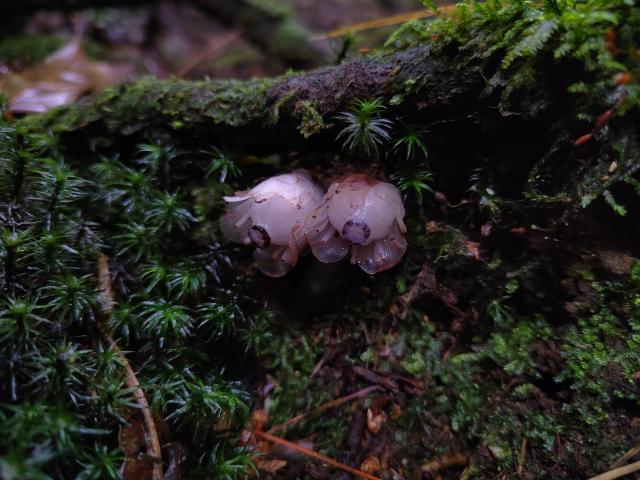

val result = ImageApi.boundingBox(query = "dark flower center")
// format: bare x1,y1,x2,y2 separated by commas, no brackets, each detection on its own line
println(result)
342,220,370,245
248,225,271,249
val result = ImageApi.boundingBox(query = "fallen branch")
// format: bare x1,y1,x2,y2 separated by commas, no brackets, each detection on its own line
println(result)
97,253,163,480
589,460,640,480
35,46,482,147
267,385,381,434
254,430,381,480
609,444,640,470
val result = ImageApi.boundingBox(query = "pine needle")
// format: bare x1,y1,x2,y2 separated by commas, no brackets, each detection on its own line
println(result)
254,430,381,480
309,6,456,41
267,385,381,434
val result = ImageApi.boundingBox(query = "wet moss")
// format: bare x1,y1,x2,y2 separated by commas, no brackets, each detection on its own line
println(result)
0,34,64,66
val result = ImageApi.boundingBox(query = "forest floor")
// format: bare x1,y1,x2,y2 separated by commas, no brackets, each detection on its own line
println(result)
2,2,640,480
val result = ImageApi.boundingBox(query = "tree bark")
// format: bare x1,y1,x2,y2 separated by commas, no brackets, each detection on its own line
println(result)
35,47,483,149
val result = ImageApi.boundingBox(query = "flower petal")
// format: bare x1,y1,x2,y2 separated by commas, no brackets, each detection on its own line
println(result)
305,205,349,263
351,221,407,274
219,198,253,243
253,243,298,277
251,195,300,246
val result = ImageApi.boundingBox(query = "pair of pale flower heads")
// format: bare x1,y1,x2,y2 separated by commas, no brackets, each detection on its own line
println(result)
220,170,407,277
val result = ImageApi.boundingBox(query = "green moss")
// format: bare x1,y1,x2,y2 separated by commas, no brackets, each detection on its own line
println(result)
0,34,64,66
263,330,328,426
31,76,276,136
294,100,325,138
489,316,552,377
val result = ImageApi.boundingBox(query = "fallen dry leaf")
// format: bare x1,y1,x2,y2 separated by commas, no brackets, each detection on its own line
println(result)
251,409,269,431
119,418,154,480
360,456,382,474
464,241,481,260
0,36,129,113
254,458,287,473
366,408,386,434
390,403,402,420
420,453,469,474
598,250,636,275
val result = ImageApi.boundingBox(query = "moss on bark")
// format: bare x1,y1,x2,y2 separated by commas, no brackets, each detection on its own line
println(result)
33,47,483,145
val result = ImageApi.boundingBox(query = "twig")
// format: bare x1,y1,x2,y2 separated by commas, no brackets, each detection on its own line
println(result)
175,30,243,78
97,254,163,480
267,385,381,434
353,366,399,391
589,460,640,480
609,444,640,470
254,430,381,480
517,438,527,477
309,6,456,40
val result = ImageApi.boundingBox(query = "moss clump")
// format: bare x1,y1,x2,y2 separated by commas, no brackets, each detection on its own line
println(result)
0,126,270,478
294,99,325,138
0,34,64,66
34,76,276,137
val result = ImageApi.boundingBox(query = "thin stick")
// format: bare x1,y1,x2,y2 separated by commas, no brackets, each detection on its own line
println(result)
254,430,381,480
176,31,242,77
97,254,163,480
589,460,640,480
609,444,640,470
267,385,381,434
517,438,527,477
309,6,456,40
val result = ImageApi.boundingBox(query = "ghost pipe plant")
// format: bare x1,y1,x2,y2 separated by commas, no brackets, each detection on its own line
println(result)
220,170,324,277
305,174,407,274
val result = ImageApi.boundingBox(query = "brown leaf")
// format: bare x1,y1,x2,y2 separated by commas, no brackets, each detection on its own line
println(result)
0,37,129,113
390,403,402,420
615,72,632,85
425,221,439,233
360,456,381,474
251,409,269,431
255,459,288,473
123,456,154,480
366,408,386,434
420,453,469,474
119,418,155,480
598,250,636,275
118,418,146,457
463,241,481,260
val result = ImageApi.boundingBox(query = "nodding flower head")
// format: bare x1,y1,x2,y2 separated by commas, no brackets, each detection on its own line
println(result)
304,174,407,274
220,170,324,277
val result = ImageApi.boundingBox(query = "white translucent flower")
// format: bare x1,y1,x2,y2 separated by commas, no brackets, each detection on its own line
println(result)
220,170,324,277
305,174,407,274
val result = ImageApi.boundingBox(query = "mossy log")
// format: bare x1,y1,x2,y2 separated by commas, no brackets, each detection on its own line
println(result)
36,47,483,149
